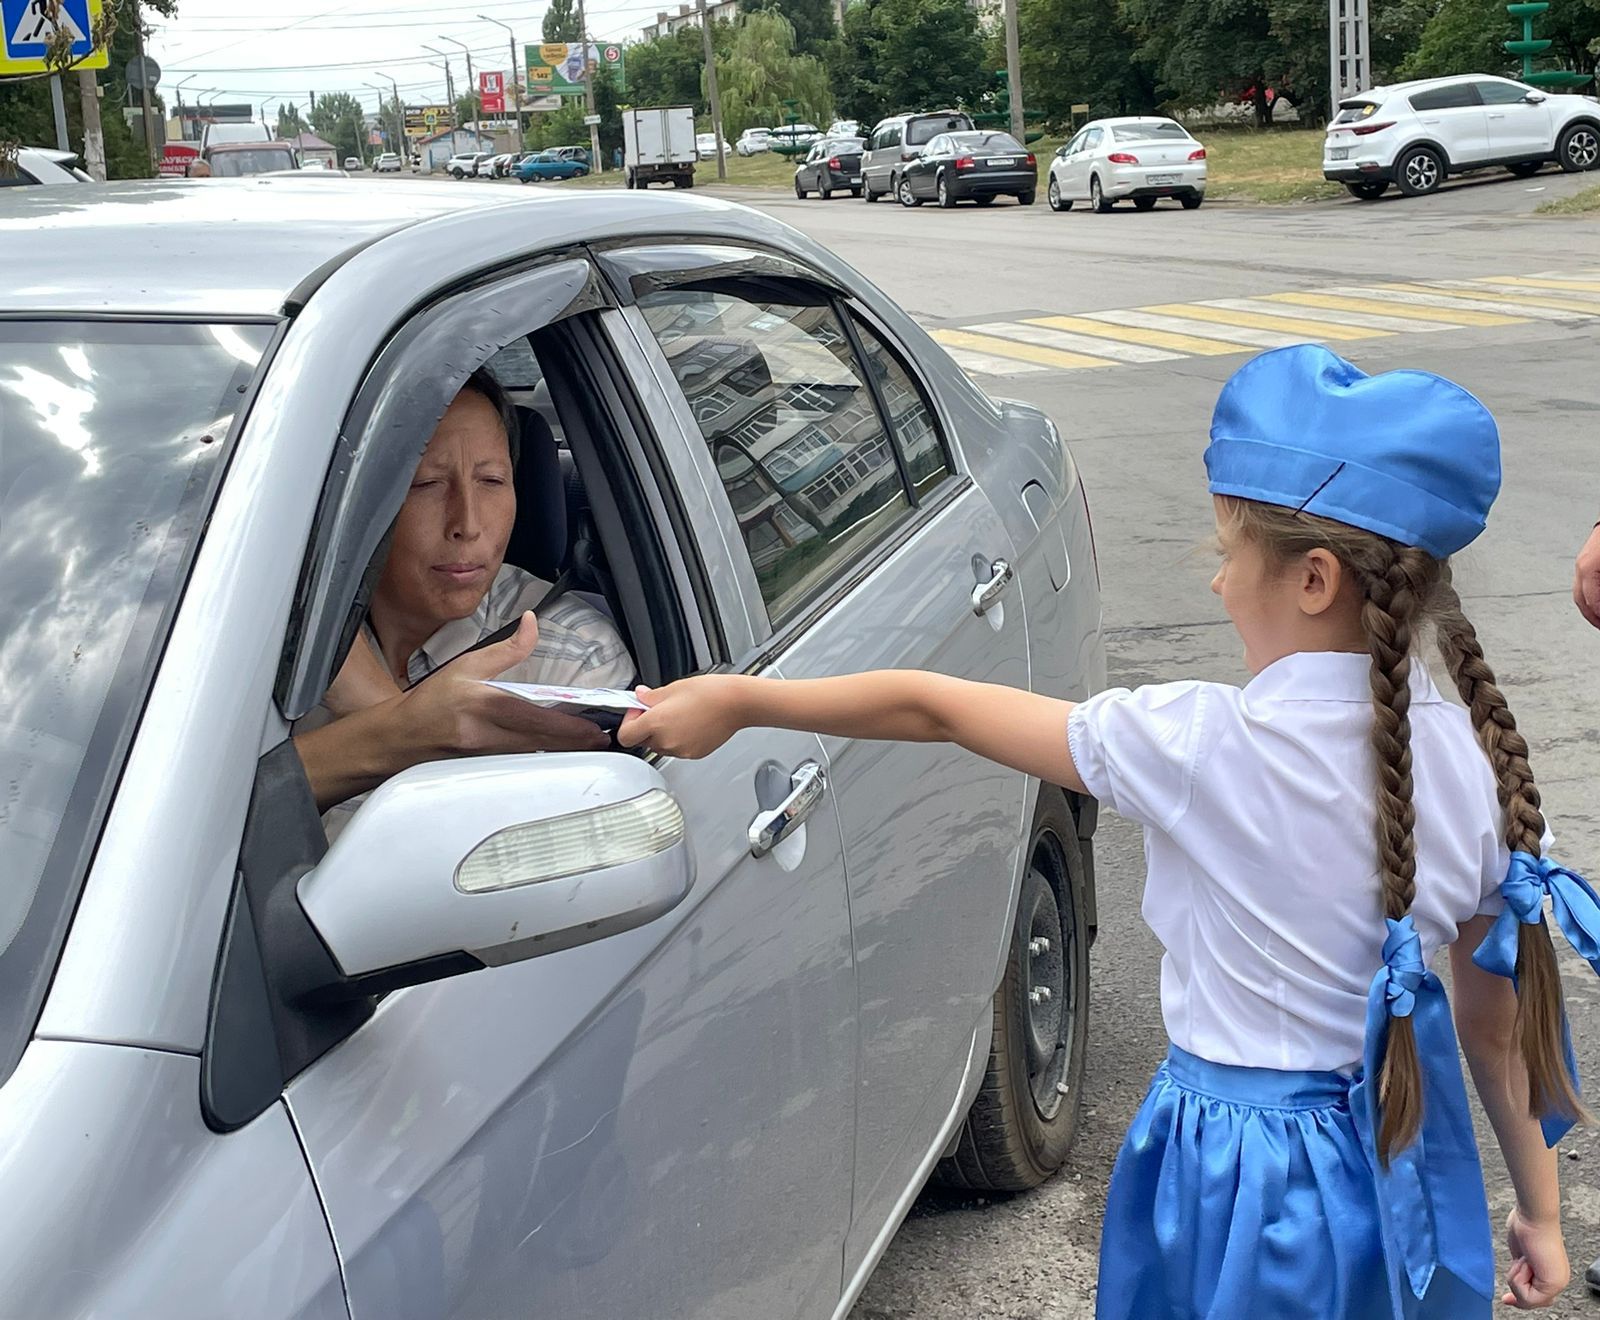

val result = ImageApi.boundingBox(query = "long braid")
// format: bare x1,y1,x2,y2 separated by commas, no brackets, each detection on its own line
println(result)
1434,569,1588,1125
1359,543,1439,1163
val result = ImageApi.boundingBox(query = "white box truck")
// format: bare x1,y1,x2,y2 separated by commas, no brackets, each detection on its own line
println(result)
623,106,697,189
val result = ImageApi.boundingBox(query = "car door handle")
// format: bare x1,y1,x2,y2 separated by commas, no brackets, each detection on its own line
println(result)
971,558,1015,617
1489,112,1506,119
749,761,827,858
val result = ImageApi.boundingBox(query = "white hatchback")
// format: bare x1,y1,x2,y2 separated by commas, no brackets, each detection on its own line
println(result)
1323,74,1600,199
1046,117,1207,213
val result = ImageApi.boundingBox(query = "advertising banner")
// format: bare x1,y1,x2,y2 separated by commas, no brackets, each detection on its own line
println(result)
479,70,506,115
525,41,624,95
403,104,453,139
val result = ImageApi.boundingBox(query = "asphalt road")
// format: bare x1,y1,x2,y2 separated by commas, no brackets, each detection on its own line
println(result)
708,177,1600,1318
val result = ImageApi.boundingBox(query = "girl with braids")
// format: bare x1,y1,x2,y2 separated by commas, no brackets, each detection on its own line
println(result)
616,344,1600,1317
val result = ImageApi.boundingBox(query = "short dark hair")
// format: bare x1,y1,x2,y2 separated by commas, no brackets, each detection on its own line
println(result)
459,366,521,467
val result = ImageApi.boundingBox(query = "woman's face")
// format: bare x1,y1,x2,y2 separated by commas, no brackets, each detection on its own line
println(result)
375,387,516,630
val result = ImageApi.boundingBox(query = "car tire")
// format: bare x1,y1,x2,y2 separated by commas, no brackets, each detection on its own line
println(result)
937,172,956,208
1557,123,1600,173
1180,193,1203,210
975,194,996,206
935,788,1090,1193
897,174,921,207
1507,160,1543,178
795,178,807,198
863,177,881,202
1090,175,1113,212
1047,178,1071,211
851,185,863,198
1016,190,1035,206
1344,179,1389,199
1395,145,1443,196
820,182,832,199
1133,196,1157,211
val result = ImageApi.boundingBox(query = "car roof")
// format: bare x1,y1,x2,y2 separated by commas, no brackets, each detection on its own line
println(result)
1350,73,1526,99
0,177,763,317
20,145,78,164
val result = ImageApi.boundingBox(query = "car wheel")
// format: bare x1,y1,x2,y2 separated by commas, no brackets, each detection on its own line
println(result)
975,194,996,206
1558,123,1600,172
1507,160,1543,178
451,168,464,179
935,788,1090,1192
1396,145,1443,196
795,177,806,198
1016,190,1035,206
1090,175,1113,212
1047,178,1071,211
937,172,956,208
820,182,832,199
897,174,921,207
1344,179,1389,199
1133,195,1158,211
1179,193,1203,210
851,185,863,198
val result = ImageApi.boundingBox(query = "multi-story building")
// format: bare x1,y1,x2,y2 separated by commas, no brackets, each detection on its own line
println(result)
640,1,740,40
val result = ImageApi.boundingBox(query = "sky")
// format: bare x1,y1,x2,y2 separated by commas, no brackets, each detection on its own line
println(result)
146,0,673,123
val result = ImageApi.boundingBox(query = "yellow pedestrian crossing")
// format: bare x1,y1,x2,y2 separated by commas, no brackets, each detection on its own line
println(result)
930,269,1592,381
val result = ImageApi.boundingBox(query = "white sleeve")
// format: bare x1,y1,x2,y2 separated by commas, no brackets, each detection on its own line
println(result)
1067,681,1217,832
1476,822,1556,918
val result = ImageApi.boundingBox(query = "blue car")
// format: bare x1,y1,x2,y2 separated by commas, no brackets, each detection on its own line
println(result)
516,149,589,182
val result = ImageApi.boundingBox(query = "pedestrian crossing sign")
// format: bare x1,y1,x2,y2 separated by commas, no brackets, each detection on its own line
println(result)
1,0,107,75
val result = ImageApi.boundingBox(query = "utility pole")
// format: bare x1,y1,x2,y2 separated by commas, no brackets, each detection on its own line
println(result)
423,47,456,109
132,6,158,169
1002,0,1024,143
49,76,69,150
478,15,524,154
575,0,600,169
77,70,107,181
437,36,476,140
699,0,725,180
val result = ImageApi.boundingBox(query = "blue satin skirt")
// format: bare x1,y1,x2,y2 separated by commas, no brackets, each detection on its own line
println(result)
1095,1045,1491,1320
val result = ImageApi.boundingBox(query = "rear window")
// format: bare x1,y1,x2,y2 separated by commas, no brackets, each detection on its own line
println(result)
1409,83,1479,111
208,148,296,177
1333,100,1382,124
1110,120,1188,141
950,132,1024,152
907,115,973,145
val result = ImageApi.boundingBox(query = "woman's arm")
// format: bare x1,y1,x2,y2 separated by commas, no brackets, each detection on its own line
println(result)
1450,914,1570,1308
618,671,1086,794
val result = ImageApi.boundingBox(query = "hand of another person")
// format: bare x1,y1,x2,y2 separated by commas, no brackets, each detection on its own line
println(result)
1502,1207,1569,1308
322,631,403,717
1574,523,1600,630
617,676,751,759
396,612,609,758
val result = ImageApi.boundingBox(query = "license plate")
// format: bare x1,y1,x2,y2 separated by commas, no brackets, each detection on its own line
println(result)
1148,173,1179,186
988,158,1016,167
1330,146,1352,161
848,176,861,183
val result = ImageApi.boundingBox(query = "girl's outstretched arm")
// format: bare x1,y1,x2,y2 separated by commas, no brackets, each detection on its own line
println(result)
617,671,1086,794
1450,914,1570,1309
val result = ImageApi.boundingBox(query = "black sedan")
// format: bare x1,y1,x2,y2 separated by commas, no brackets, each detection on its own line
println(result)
898,131,1037,208
794,137,866,199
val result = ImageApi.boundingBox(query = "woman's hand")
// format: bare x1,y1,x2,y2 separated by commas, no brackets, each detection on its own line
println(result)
1503,1207,1569,1308
617,675,753,759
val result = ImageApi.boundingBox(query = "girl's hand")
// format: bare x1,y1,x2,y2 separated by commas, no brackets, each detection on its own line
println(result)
1502,1207,1569,1308
618,676,752,759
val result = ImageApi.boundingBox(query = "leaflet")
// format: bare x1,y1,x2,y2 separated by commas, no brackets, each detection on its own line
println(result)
483,680,648,712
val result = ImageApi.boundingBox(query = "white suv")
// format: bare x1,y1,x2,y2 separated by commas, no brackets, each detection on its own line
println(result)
1325,74,1600,199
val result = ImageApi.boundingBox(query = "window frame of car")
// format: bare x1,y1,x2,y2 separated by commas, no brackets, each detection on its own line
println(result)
1474,78,1535,106
593,239,963,661
1408,80,1483,112
1083,126,1105,152
1059,130,1087,159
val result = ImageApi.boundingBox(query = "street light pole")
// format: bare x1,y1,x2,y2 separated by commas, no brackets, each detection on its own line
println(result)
175,74,198,141
423,47,456,110
699,0,726,180
575,0,601,170
1002,0,1024,143
438,34,476,137
478,15,524,154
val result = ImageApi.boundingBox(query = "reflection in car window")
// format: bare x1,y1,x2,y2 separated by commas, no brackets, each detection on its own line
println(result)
206,148,297,176
852,318,951,496
640,288,912,621
907,116,968,146
0,319,269,1082
1409,83,1479,111
950,132,1024,152
1475,80,1530,105
1110,120,1188,141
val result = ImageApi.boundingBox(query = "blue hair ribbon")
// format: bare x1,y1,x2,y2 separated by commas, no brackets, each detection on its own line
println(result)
1472,850,1600,1145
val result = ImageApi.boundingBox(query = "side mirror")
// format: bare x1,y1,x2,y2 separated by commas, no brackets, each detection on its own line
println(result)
297,753,693,1000
1524,91,1547,104
1056,146,1069,159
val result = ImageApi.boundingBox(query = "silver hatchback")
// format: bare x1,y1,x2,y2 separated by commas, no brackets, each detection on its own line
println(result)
0,179,1105,1320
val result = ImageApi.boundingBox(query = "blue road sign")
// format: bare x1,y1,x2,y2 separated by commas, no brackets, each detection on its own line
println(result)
1,0,107,74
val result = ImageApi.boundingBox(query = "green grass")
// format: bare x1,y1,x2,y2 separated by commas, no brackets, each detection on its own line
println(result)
1537,183,1600,214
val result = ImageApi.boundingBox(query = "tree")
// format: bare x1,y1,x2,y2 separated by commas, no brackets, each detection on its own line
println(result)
1019,0,1156,123
711,9,833,138
1400,0,1599,80
628,26,711,112
834,0,989,128
593,61,624,159
543,0,583,43
276,103,308,139
456,91,482,128
309,90,367,164
738,0,839,57
1119,0,1287,125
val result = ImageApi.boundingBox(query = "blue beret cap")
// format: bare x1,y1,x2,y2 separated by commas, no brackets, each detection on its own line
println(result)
1205,345,1501,558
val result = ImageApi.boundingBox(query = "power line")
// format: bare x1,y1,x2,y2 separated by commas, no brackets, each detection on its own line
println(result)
161,44,507,75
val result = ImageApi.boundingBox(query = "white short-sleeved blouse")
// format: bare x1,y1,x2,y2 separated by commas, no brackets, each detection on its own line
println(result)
1068,650,1508,1072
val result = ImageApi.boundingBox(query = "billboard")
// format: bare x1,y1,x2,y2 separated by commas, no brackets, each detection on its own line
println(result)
479,70,506,115
525,42,624,96
403,104,454,139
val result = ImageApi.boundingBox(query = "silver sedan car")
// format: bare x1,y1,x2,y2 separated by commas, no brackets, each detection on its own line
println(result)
0,177,1105,1319
1047,115,1208,213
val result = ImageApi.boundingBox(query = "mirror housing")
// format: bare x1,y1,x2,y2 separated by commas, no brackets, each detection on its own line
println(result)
297,753,692,1000
1524,91,1547,103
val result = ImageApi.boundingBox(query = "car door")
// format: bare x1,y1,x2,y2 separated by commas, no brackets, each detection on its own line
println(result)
611,243,1030,1280
1409,81,1488,163
1073,127,1104,196
866,122,900,190
1475,78,1553,157
913,135,949,196
277,255,859,1320
1052,129,1086,197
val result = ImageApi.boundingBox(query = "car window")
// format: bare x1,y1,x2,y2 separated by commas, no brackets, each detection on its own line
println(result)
1332,100,1382,124
951,132,1023,152
1475,80,1530,105
1409,82,1480,111
852,317,951,496
925,135,949,155
1110,120,1188,142
638,287,913,622
1063,130,1087,155
880,125,901,149
1083,127,1104,151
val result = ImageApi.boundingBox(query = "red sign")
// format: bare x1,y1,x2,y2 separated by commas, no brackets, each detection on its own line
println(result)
159,143,199,177
479,70,505,115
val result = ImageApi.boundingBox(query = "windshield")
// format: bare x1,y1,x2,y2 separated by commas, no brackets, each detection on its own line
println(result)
1111,120,1188,142
208,148,296,177
0,320,269,1082
908,115,971,145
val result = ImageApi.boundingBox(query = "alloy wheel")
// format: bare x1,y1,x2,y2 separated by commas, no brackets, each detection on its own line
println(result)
1404,151,1439,193
1567,128,1599,170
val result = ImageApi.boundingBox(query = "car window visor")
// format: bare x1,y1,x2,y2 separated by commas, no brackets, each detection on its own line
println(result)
595,243,848,307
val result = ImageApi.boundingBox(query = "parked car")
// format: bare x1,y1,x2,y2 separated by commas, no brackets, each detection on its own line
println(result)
767,123,821,154
515,149,591,182
1047,116,1206,213
793,136,866,198
736,127,772,156
374,152,402,173
549,144,591,166
695,132,731,161
447,150,494,179
826,118,862,139
0,176,1103,1320
1324,73,1600,198
861,110,975,202
203,142,300,178
898,130,1036,208
475,155,500,178
343,156,363,171
0,146,90,186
